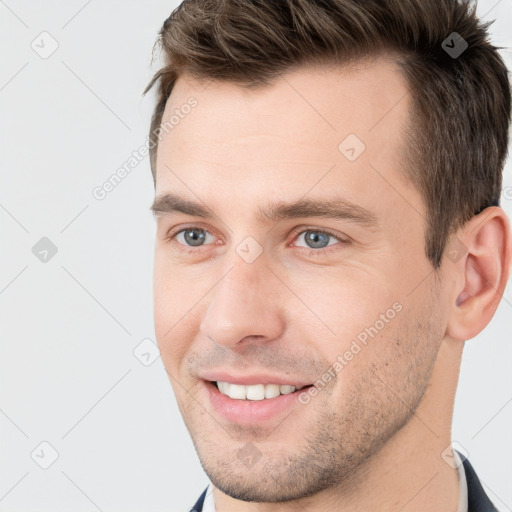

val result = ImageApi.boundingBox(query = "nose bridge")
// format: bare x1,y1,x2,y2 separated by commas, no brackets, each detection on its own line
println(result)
199,250,285,347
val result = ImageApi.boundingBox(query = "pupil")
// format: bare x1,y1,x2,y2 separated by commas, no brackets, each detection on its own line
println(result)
185,229,205,247
306,231,329,249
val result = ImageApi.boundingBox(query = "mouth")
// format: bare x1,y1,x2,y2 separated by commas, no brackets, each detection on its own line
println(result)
203,380,315,424
208,380,313,399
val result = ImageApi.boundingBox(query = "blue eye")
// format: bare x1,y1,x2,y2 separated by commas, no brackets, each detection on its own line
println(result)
166,226,349,254
294,229,341,250
175,228,215,247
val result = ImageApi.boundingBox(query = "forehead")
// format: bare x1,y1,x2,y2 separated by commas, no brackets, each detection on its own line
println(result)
155,58,418,219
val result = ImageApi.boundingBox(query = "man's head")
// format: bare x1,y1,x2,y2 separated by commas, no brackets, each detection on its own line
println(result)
145,0,511,507
145,0,511,268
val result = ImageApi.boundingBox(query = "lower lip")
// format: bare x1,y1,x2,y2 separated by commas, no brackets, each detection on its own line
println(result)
204,381,313,424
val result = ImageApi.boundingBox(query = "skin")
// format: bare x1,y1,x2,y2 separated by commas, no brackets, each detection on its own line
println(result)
152,57,511,511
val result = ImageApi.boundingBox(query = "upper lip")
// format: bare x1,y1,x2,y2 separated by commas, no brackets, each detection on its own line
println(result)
200,371,313,388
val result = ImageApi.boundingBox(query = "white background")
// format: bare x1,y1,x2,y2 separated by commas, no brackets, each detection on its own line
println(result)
1,1,511,510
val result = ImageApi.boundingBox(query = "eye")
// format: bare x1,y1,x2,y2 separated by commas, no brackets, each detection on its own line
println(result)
291,228,349,252
165,225,350,255
169,227,216,250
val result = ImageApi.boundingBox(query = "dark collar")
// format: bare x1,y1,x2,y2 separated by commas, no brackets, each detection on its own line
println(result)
190,486,207,512
459,452,499,512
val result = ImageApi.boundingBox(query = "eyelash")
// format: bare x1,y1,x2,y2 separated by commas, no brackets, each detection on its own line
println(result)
164,225,350,255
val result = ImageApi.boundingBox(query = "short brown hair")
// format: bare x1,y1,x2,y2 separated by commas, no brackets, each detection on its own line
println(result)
143,0,511,268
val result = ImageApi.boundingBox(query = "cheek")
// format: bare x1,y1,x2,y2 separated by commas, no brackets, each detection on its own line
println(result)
343,295,441,386
322,302,432,424
289,269,402,348
153,254,203,331
153,266,196,370
289,272,413,400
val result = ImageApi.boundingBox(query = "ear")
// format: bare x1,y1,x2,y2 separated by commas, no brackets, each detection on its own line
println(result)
445,206,512,341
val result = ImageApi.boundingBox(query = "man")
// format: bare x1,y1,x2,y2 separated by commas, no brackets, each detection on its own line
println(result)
144,0,511,510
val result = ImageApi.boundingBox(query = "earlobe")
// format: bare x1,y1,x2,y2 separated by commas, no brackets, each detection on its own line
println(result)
446,207,512,342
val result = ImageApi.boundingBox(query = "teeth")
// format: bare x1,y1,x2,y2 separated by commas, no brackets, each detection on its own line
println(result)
264,384,281,399
279,385,296,394
216,381,300,400
246,384,265,400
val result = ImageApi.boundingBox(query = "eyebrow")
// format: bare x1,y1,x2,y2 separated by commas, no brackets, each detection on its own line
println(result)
150,193,378,228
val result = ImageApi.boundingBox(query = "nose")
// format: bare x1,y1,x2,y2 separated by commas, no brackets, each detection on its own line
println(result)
199,255,286,349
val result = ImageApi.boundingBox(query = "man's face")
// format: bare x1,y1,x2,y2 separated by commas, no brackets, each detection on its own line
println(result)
152,59,450,501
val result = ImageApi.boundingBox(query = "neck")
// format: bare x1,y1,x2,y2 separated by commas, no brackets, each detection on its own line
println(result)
213,337,463,512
